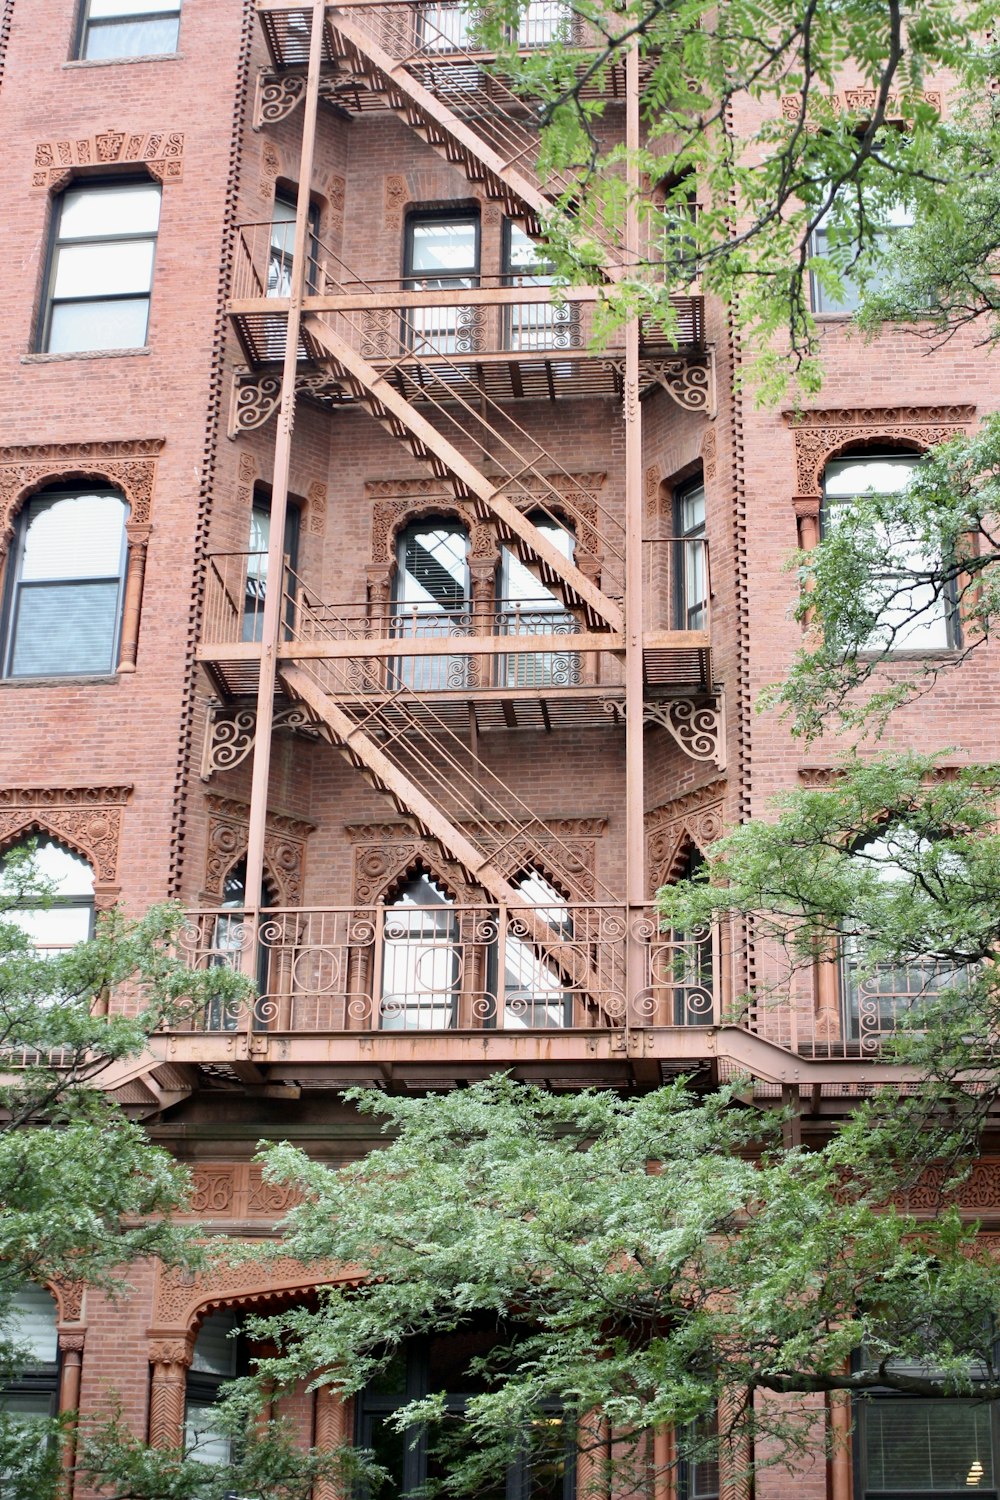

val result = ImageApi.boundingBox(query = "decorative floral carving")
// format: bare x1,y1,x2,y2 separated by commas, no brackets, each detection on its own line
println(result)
32,129,184,187
326,173,346,231
900,1160,1000,1217
306,479,328,536
153,1257,349,1334
51,1277,85,1324
700,425,717,481
204,794,314,905
0,439,162,560
785,405,976,498
0,787,130,903
645,779,727,894
384,173,407,230
779,89,942,121
258,139,282,202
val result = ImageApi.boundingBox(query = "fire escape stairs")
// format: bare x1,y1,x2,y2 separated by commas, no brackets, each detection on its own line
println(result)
303,313,624,633
324,5,627,280
280,660,615,1018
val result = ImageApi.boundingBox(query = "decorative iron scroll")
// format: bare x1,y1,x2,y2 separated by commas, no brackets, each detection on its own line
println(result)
647,353,715,415
254,70,354,128
229,370,349,435
201,704,330,778
643,695,725,768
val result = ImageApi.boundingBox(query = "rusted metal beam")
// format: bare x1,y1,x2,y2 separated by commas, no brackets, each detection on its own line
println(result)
198,630,623,662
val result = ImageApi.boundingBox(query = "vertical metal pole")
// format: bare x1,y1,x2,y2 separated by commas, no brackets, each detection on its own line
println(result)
624,37,646,1018
244,0,326,952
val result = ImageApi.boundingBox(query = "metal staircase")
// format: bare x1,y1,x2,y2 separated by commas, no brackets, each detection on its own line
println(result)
259,0,630,277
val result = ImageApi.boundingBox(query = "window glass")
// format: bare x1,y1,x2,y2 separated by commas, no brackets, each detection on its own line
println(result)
80,0,180,58
3,492,128,678
842,829,966,1043
185,1311,241,1466
503,224,575,352
418,2,471,51
502,870,572,1029
860,1397,995,1495
4,1288,59,1367
674,479,707,630
267,191,319,298
516,0,572,46
822,455,954,652
499,517,579,687
43,183,160,353
6,839,95,957
392,522,470,691
405,216,480,356
811,196,914,314
381,874,459,1031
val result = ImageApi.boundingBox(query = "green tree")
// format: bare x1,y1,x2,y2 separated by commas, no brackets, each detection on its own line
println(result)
0,843,249,1496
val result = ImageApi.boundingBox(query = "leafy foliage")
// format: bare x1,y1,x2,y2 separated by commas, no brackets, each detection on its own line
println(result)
0,844,251,1495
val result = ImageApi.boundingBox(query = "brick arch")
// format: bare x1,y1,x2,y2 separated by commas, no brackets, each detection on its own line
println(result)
152,1259,357,1341
0,788,130,908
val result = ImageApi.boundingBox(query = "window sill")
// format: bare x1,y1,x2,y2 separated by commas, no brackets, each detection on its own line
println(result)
0,673,121,688
855,648,962,662
21,347,151,364
62,52,182,68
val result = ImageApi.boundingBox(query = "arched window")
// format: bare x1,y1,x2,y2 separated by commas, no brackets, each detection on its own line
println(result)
381,872,459,1030
498,515,580,688
1,1286,60,1424
7,838,95,956
184,1308,241,1466
391,520,471,691
208,857,275,1030
843,829,966,1045
500,869,573,1029
2,488,129,678
821,452,956,652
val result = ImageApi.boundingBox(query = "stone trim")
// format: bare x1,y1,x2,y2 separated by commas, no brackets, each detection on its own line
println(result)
152,1257,350,1335
645,779,727,895
0,786,131,907
204,794,315,906
784,405,976,499
32,128,185,188
0,437,163,560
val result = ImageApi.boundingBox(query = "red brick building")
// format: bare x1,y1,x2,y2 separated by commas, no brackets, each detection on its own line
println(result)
0,0,996,1496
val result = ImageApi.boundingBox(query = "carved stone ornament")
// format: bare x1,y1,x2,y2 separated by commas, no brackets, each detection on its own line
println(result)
50,1276,86,1325
204,793,315,905
0,786,131,907
201,704,331,779
366,473,607,574
258,138,282,203
899,1159,1000,1219
643,695,726,770
153,1257,350,1336
349,817,605,905
0,438,162,561
645,778,727,894
384,173,407,230
779,88,942,121
785,405,976,499
700,424,718,481
172,1162,304,1221
32,128,184,188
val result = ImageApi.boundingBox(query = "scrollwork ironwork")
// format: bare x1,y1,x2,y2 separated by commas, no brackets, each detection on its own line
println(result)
643,696,725,767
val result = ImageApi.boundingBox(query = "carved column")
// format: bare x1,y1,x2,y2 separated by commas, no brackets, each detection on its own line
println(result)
119,523,151,672
314,1385,352,1500
469,561,495,690
58,1330,85,1488
792,496,821,552
366,567,394,694
148,1337,193,1449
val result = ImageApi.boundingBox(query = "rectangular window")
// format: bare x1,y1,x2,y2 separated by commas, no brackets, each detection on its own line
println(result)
673,477,707,630
502,222,576,352
857,1397,997,1499
267,191,320,299
78,0,180,59
515,0,573,46
41,181,161,353
810,198,914,315
404,213,479,356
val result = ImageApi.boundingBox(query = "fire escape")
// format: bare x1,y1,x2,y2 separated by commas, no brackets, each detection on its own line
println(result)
133,0,921,1101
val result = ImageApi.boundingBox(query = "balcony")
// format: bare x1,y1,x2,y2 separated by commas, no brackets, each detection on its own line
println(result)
156,905,936,1089
228,222,707,405
197,543,712,713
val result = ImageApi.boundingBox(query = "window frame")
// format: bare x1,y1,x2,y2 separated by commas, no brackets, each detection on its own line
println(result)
75,0,181,61
672,474,708,632
819,450,960,656
0,486,130,681
809,194,915,317
403,209,481,357
38,176,161,354
853,1389,1000,1500
1,1286,61,1426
